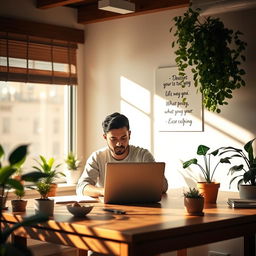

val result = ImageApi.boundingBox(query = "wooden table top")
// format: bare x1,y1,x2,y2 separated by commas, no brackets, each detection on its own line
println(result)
3,189,256,245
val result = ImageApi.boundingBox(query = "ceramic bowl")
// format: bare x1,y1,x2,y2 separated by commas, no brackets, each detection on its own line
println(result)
66,203,93,217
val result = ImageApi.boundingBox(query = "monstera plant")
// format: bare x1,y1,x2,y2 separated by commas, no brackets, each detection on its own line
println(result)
171,7,247,113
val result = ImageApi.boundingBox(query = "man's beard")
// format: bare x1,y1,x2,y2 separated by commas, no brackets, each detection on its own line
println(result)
113,145,127,155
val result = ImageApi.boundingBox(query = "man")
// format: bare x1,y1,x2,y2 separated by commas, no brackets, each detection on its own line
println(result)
76,112,168,197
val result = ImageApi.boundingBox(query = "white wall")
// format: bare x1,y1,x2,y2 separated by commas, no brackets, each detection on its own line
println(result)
83,6,256,256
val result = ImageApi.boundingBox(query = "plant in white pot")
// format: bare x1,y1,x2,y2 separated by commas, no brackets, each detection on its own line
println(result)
218,138,256,199
183,187,204,216
183,145,231,203
33,155,64,197
34,182,54,216
64,152,82,185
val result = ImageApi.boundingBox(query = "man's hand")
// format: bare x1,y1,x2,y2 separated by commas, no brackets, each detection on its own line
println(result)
84,184,104,197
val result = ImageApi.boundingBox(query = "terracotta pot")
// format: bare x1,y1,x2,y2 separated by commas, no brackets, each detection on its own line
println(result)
11,199,27,212
47,183,57,197
197,182,220,204
239,184,256,199
184,197,204,216
34,198,54,216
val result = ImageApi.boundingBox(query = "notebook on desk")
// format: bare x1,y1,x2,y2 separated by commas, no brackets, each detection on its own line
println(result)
103,162,165,204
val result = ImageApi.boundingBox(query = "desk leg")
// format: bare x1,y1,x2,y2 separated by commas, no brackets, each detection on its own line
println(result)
77,249,88,256
11,234,27,247
244,234,255,256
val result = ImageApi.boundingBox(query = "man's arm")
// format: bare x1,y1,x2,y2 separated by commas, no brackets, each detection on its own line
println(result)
83,184,104,197
76,152,104,197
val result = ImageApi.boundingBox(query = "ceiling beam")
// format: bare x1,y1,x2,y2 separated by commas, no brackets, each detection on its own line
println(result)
78,0,189,24
37,0,87,9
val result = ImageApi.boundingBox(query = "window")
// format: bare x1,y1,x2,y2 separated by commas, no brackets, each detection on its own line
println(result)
0,81,74,175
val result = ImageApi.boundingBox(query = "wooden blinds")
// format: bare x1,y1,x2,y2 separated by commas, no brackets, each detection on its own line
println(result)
0,17,84,85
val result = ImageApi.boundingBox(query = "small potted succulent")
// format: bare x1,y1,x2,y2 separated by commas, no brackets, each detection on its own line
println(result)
64,152,82,185
183,145,231,203
33,155,64,197
11,187,27,212
34,182,54,216
218,138,256,199
183,187,204,216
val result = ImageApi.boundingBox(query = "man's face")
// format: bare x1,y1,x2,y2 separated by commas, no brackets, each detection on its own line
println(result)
104,127,131,160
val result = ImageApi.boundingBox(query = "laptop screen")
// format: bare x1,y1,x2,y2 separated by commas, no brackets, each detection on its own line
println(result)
103,162,165,204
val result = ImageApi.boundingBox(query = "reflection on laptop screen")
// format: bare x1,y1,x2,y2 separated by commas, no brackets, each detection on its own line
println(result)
103,162,165,204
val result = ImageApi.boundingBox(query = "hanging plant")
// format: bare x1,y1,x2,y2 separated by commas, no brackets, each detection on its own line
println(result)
171,7,247,113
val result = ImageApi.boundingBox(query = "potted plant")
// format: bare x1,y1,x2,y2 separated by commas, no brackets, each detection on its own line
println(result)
183,187,204,216
32,155,64,197
171,7,247,113
0,144,49,255
64,152,82,185
183,145,231,203
34,182,54,216
218,138,256,199
11,187,27,212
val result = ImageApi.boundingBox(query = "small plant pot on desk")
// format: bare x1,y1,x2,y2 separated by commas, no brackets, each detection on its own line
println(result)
239,185,256,199
184,197,204,216
34,199,54,216
197,182,220,204
11,199,27,212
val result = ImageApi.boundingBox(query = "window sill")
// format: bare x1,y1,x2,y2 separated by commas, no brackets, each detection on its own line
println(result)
7,183,77,200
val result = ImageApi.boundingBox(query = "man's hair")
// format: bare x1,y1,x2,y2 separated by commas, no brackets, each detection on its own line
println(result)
102,112,130,133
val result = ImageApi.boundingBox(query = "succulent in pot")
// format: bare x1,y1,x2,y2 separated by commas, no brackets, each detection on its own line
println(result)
218,138,256,199
183,144,231,203
183,187,204,216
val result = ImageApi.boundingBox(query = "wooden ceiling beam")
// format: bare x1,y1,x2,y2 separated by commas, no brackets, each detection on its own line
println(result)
37,0,87,9
78,0,189,24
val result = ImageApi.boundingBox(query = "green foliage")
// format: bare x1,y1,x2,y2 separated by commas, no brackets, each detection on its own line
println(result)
0,144,49,256
183,187,203,198
171,7,247,113
33,155,64,184
35,182,51,200
183,145,231,183
65,152,80,171
218,138,256,188
14,188,25,200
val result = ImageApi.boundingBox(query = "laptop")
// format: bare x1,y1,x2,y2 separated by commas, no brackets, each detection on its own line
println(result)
103,162,165,204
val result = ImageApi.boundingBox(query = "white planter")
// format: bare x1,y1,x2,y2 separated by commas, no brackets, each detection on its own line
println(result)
239,184,256,199
34,199,54,216
64,169,82,185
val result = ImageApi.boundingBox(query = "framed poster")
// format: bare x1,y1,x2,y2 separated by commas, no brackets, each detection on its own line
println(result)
155,66,204,132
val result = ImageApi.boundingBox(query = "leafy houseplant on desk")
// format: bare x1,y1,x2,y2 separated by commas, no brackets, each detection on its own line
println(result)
219,138,256,199
0,144,48,256
183,187,204,216
33,155,64,197
183,145,231,203
64,152,82,185
33,182,54,216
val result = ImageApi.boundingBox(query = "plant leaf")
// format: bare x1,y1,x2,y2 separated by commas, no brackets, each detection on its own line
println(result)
197,145,210,156
183,158,198,168
8,145,29,166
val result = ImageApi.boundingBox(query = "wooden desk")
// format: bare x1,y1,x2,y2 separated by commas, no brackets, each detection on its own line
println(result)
2,190,256,256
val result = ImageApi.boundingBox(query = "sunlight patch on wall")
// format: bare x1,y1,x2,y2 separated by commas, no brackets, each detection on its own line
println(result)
120,76,151,150
120,76,150,114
